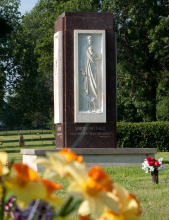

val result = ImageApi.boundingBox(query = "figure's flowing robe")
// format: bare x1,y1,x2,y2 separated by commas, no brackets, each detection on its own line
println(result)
80,45,99,106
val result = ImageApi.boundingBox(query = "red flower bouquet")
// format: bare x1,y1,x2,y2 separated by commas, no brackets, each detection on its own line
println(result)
142,157,164,173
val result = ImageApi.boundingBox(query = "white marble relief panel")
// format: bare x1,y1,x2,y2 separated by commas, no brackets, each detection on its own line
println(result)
54,31,63,124
74,30,106,123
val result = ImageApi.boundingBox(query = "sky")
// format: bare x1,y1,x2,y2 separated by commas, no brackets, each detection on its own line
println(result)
19,0,38,14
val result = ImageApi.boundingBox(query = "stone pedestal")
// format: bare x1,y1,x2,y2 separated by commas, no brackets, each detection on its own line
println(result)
21,148,157,172
54,12,116,148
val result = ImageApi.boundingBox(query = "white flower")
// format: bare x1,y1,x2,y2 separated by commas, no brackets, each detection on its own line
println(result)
142,160,150,173
149,166,154,172
142,157,164,173
157,158,164,171
158,165,164,171
142,167,149,173
158,158,163,165
158,160,164,171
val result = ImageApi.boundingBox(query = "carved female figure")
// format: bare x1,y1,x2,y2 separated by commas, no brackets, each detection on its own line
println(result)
80,35,100,111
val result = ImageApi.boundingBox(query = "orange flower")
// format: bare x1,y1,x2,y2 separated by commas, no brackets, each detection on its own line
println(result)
68,165,119,218
40,179,64,208
76,180,141,220
99,183,141,220
59,148,84,163
3,163,63,209
86,166,113,194
98,210,124,220
36,148,85,179
41,179,62,196
12,163,40,183
79,215,93,220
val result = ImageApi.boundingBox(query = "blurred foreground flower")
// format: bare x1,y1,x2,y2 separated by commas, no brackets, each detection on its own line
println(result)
3,163,63,209
0,149,141,220
36,148,85,179
79,183,141,220
0,142,3,145
4,196,16,217
12,200,54,220
68,166,119,218
109,183,141,220
0,152,9,176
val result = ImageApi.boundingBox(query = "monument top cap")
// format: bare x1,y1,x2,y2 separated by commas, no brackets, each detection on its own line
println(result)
57,12,113,20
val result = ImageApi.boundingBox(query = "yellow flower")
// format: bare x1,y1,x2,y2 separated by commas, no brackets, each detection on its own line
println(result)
2,217,12,220
111,183,141,220
58,217,71,220
0,152,9,176
0,185,3,198
97,183,141,220
67,165,119,219
98,210,125,220
0,142,3,145
36,148,85,179
3,163,63,209
40,179,64,208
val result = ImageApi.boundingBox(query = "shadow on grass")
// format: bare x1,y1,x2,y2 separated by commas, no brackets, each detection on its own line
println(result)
0,132,53,136
1,138,55,143
0,144,55,150
163,160,169,164
24,138,55,141
20,144,56,148
0,140,19,143
1,150,20,153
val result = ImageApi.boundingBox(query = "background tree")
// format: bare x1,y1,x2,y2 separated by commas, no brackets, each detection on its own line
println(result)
0,0,21,119
1,0,169,127
149,15,169,121
0,0,100,128
1,5,53,128
101,0,169,122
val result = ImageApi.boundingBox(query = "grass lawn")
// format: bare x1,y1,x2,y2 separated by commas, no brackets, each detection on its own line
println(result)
105,156,169,220
0,132,169,219
53,154,169,220
0,131,55,162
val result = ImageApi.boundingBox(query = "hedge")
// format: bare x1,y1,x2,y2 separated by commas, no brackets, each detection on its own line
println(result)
117,121,169,151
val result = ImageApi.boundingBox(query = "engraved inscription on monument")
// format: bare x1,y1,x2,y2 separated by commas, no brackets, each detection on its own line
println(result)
74,30,106,123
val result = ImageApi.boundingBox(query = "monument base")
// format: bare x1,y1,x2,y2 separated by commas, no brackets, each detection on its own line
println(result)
21,148,157,172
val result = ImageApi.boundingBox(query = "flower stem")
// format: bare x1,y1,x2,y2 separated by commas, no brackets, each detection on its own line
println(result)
27,199,40,220
0,187,6,220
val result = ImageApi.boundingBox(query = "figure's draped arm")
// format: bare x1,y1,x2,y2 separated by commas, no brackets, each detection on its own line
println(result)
80,47,85,72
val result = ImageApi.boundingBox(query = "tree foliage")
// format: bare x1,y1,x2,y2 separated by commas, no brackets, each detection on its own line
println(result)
0,0,21,118
0,1,53,127
0,0,20,38
101,0,169,122
0,0,100,127
1,0,169,127
34,0,100,82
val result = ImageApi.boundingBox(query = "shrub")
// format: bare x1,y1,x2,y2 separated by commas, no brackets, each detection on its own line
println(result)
117,121,169,151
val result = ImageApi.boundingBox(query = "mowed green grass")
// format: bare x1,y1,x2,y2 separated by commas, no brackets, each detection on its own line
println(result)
0,130,55,162
104,158,169,220
0,132,169,219
47,153,169,220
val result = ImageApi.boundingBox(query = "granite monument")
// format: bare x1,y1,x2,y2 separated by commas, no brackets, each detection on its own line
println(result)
54,12,116,148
